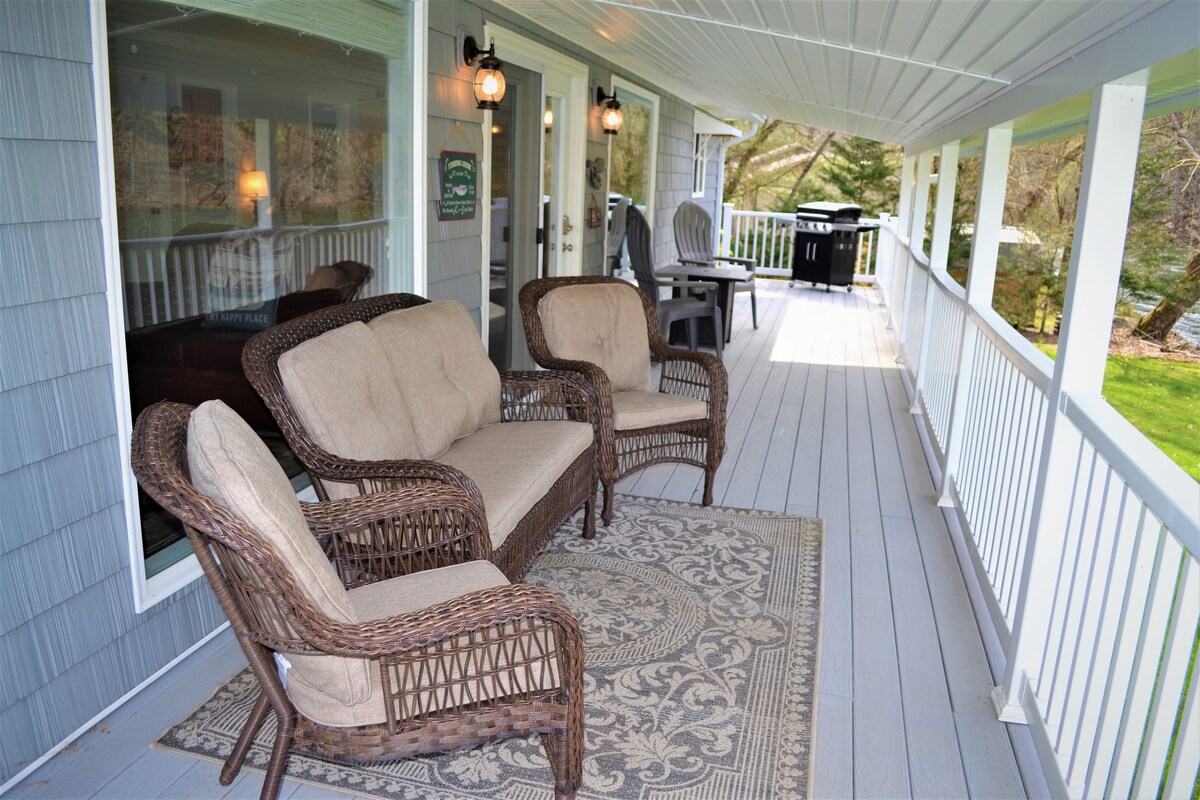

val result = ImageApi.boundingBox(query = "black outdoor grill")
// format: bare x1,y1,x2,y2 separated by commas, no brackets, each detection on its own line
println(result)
791,202,877,292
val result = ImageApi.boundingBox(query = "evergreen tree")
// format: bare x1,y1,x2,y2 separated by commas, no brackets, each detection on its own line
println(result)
820,136,900,215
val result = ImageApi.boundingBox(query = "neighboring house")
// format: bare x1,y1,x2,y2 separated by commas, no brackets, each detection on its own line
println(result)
1,0,1196,794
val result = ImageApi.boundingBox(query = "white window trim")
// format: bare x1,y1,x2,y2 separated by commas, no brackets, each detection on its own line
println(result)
97,0,428,612
611,76,659,230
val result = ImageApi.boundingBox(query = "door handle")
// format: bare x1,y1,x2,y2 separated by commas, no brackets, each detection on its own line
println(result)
562,214,575,234
562,243,574,252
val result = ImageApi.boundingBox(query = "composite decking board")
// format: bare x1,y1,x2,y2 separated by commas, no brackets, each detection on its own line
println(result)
15,630,244,799
17,281,1029,799
881,515,973,799
709,281,799,506
854,297,971,797
815,364,853,700
955,712,1029,800
846,356,911,796
813,691,854,800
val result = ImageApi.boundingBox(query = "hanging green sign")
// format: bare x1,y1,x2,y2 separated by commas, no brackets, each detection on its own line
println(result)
437,150,477,221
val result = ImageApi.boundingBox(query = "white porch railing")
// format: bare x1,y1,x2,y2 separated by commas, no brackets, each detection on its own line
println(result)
118,218,388,330
718,204,880,284
875,219,1200,799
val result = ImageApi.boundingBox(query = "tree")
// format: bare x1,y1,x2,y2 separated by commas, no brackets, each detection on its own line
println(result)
820,136,900,215
1133,249,1200,342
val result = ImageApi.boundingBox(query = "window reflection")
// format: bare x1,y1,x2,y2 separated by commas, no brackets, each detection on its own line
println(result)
107,0,410,574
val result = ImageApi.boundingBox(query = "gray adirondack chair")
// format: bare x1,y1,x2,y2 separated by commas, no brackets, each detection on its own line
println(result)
673,200,758,329
626,204,723,359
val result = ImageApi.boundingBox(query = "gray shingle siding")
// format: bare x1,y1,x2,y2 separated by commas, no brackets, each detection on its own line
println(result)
0,1,224,784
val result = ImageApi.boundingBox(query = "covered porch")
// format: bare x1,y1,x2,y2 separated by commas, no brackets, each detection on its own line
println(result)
11,279,1036,799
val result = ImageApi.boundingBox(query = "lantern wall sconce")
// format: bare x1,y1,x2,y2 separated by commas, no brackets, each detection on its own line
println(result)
458,32,506,110
595,87,623,135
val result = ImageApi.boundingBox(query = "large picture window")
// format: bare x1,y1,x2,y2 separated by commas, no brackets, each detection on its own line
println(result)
106,0,416,594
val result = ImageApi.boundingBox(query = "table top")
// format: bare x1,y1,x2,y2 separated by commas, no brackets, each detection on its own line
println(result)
658,263,754,283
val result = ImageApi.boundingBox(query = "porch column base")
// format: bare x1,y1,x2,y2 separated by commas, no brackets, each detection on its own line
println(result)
992,685,1029,724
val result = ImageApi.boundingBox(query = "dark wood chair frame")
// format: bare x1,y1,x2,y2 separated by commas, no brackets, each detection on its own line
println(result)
131,402,585,800
519,276,728,525
242,293,598,581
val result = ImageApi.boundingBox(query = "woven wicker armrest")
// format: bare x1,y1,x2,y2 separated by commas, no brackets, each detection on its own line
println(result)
301,484,492,585
500,369,596,424
303,583,583,660
294,449,485,510
655,346,728,407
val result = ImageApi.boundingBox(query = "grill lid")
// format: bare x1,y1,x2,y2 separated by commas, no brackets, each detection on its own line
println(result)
796,201,863,223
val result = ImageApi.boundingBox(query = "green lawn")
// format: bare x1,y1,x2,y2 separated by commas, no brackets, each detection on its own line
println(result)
1037,345,1200,482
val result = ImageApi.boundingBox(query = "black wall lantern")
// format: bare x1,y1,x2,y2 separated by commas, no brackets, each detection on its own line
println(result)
596,87,623,135
461,34,506,110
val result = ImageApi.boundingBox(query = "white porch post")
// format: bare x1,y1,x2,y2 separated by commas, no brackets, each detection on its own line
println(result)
938,123,1013,504
910,140,960,413
995,78,1147,723
720,202,734,257
897,150,933,371
896,153,916,239
907,150,934,253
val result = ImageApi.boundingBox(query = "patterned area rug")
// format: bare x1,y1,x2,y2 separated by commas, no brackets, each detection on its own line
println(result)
155,496,824,799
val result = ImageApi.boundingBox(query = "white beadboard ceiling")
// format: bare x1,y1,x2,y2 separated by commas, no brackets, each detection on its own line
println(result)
492,0,1199,147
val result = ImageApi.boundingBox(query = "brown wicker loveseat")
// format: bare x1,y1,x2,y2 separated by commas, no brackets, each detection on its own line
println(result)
243,293,598,580
131,400,584,800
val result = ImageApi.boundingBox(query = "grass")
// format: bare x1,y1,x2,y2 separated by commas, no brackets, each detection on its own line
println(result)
1036,345,1200,482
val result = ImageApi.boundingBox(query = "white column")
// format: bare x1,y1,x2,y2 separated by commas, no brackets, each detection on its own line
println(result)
896,153,916,241
995,78,1147,723
897,150,933,371
938,124,1013,504
910,140,960,413
908,150,934,254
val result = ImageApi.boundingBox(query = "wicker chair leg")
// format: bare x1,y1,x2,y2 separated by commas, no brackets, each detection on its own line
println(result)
702,468,715,506
601,482,614,526
582,492,597,539
258,709,295,800
221,689,271,785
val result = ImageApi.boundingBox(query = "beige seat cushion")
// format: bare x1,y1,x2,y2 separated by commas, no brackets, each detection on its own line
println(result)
369,302,502,457
286,559,559,728
612,390,709,431
186,400,371,706
539,283,651,392
434,421,593,550
278,321,423,498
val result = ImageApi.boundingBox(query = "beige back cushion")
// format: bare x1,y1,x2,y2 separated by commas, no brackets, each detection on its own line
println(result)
539,283,651,392
369,301,501,457
186,400,371,706
278,321,424,462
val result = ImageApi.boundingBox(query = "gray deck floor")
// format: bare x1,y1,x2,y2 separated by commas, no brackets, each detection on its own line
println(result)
11,279,1029,799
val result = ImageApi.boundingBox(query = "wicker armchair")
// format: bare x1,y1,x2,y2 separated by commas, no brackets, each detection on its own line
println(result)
131,400,584,800
242,293,598,581
520,276,728,524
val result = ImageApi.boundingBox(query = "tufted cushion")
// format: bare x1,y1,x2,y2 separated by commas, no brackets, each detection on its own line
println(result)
278,321,423,497
186,400,371,706
539,283,651,392
434,421,593,550
368,301,502,458
611,389,709,430
282,560,560,727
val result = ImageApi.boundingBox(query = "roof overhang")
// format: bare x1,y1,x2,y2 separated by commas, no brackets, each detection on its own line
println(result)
492,0,1199,149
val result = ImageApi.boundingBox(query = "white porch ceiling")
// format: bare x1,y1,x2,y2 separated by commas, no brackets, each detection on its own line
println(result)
492,0,1199,147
